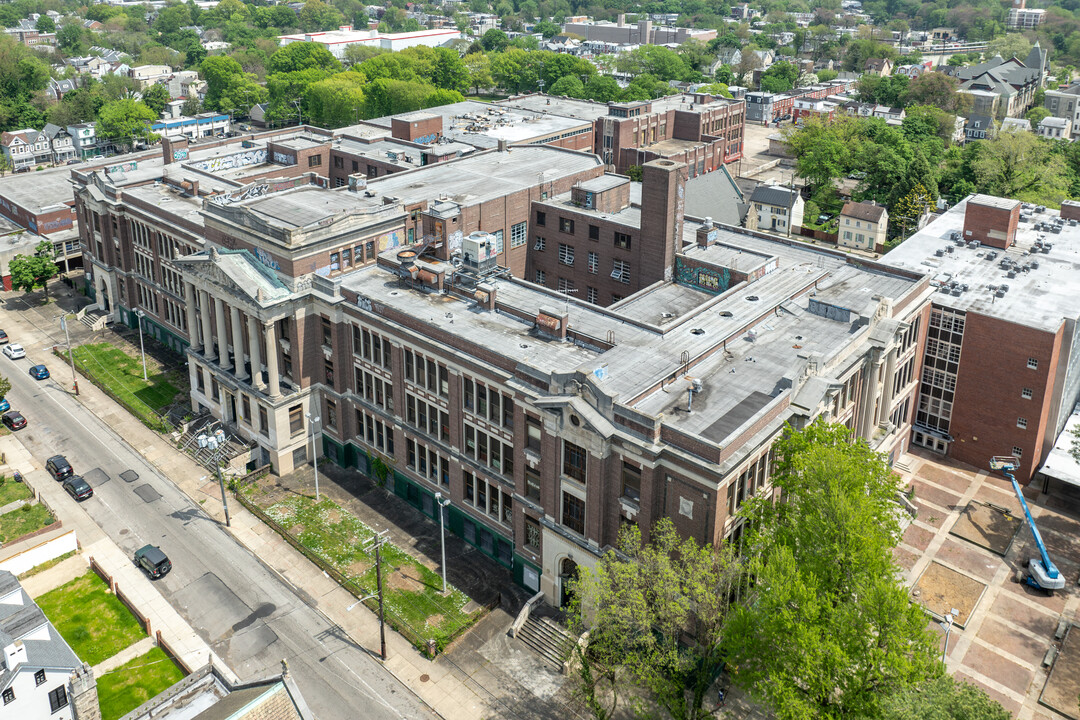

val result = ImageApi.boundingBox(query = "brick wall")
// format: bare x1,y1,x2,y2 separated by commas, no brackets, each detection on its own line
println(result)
964,199,1019,249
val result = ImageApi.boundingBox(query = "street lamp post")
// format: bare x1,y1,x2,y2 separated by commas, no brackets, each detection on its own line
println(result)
135,309,148,381
59,314,78,396
198,430,231,527
306,412,321,501
434,492,451,594
940,608,959,663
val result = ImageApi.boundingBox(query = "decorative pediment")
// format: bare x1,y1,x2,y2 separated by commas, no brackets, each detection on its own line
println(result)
175,249,291,310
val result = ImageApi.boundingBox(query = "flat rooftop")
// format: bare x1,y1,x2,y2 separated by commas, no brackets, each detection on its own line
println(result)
364,145,603,207
879,196,1080,332
0,166,75,212
235,185,388,230
342,219,921,450
365,101,591,149
498,94,613,122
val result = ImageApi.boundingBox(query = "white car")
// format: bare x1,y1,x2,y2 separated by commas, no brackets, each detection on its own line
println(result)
3,344,25,360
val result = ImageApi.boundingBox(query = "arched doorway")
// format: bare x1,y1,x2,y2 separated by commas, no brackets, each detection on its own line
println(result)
559,557,579,608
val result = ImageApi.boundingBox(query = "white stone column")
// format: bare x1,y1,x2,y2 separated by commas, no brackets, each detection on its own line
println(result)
248,313,265,390
184,282,200,351
230,305,247,380
265,321,280,397
214,295,228,369
199,289,215,361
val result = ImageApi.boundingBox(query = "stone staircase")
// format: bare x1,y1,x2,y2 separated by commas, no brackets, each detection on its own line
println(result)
515,615,575,672
79,308,111,331
178,414,250,471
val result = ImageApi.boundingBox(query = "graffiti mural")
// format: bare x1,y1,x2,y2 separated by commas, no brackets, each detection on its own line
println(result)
675,258,731,295
173,149,189,161
272,151,296,166
448,229,463,252
191,149,267,173
377,230,402,251
209,176,316,206
105,161,138,174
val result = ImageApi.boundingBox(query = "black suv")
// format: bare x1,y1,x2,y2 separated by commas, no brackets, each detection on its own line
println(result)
62,476,93,501
134,544,171,579
46,456,73,481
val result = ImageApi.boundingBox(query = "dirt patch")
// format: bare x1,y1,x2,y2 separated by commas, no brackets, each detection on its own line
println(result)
426,614,444,628
273,504,294,518
326,509,342,524
289,523,305,536
348,560,370,576
950,501,1021,556
912,561,986,627
387,569,426,593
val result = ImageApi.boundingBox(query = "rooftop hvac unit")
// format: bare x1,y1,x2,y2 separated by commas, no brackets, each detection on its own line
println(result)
461,232,498,274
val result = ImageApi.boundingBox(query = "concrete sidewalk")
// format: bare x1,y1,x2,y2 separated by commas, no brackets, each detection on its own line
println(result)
0,433,237,684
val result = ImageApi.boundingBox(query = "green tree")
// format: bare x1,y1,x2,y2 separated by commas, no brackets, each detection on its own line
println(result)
971,131,1070,205
759,60,799,93
784,115,858,194
0,374,11,402
987,33,1031,61
267,41,342,74
881,675,1011,720
343,44,386,66
36,15,56,33
298,0,344,32
56,22,85,52
548,75,584,97
903,72,971,113
0,154,11,177
97,99,158,148
584,75,620,102
304,72,366,127
817,68,839,82
571,519,743,720
9,240,60,300
723,421,939,720
892,183,933,238
142,83,170,116
535,20,560,38
1026,106,1051,124
480,28,508,52
432,47,469,93
463,52,492,95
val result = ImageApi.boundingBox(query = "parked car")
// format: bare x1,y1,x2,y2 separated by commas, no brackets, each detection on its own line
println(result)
62,476,93,501
46,455,73,481
3,344,25,359
0,329,9,345
134,544,171,579
0,398,9,413
28,364,49,380
2,411,27,431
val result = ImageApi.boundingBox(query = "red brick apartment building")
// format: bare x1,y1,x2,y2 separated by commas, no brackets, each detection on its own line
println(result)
69,123,930,603
881,195,1080,483
498,93,745,175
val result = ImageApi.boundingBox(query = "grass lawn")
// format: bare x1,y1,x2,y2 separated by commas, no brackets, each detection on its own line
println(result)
97,646,185,720
244,485,478,651
0,502,56,543
66,343,182,430
35,572,146,666
0,476,32,506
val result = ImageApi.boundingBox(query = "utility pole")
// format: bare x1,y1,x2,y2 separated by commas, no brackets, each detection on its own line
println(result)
60,315,78,396
365,530,389,660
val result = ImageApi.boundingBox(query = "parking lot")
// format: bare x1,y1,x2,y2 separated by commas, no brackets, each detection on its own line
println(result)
895,449,1080,719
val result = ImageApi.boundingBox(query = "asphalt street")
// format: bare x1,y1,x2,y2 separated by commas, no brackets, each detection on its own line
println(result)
0,339,437,720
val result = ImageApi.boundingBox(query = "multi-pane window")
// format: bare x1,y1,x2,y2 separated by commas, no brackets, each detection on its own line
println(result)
404,350,448,397
614,232,632,250
562,491,585,534
510,221,527,247
357,409,394,455
1027,358,1039,369
612,259,630,283
463,378,514,427
524,515,541,551
1022,387,1033,399
464,423,514,476
558,277,574,293
563,440,587,483
2,688,12,705
1013,446,1023,458
321,316,333,346
406,393,449,442
534,236,546,251
536,211,546,226
34,669,45,686
48,686,68,712
587,251,598,274
355,367,393,412
588,225,599,240
463,471,513,525
526,415,542,452
535,270,546,284
558,243,574,266
587,287,598,304
406,438,448,486
525,466,541,501
259,406,269,437
1017,417,1028,429
325,399,337,429
354,326,393,370
621,462,641,501
559,217,575,233
289,405,304,436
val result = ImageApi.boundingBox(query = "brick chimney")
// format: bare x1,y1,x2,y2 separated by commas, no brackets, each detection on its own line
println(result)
162,135,188,165
963,195,1020,249
696,217,717,247
639,158,687,283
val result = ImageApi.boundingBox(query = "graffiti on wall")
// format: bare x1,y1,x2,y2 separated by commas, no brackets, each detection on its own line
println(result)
173,149,189,161
254,246,280,270
675,258,731,295
39,218,73,233
448,229,463,252
191,149,267,173
209,175,317,206
377,230,402,251
272,151,296,166
105,161,138,174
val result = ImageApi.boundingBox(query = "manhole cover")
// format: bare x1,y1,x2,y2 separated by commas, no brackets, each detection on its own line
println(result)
419,674,429,683
133,484,161,503
83,468,109,485
120,470,139,483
